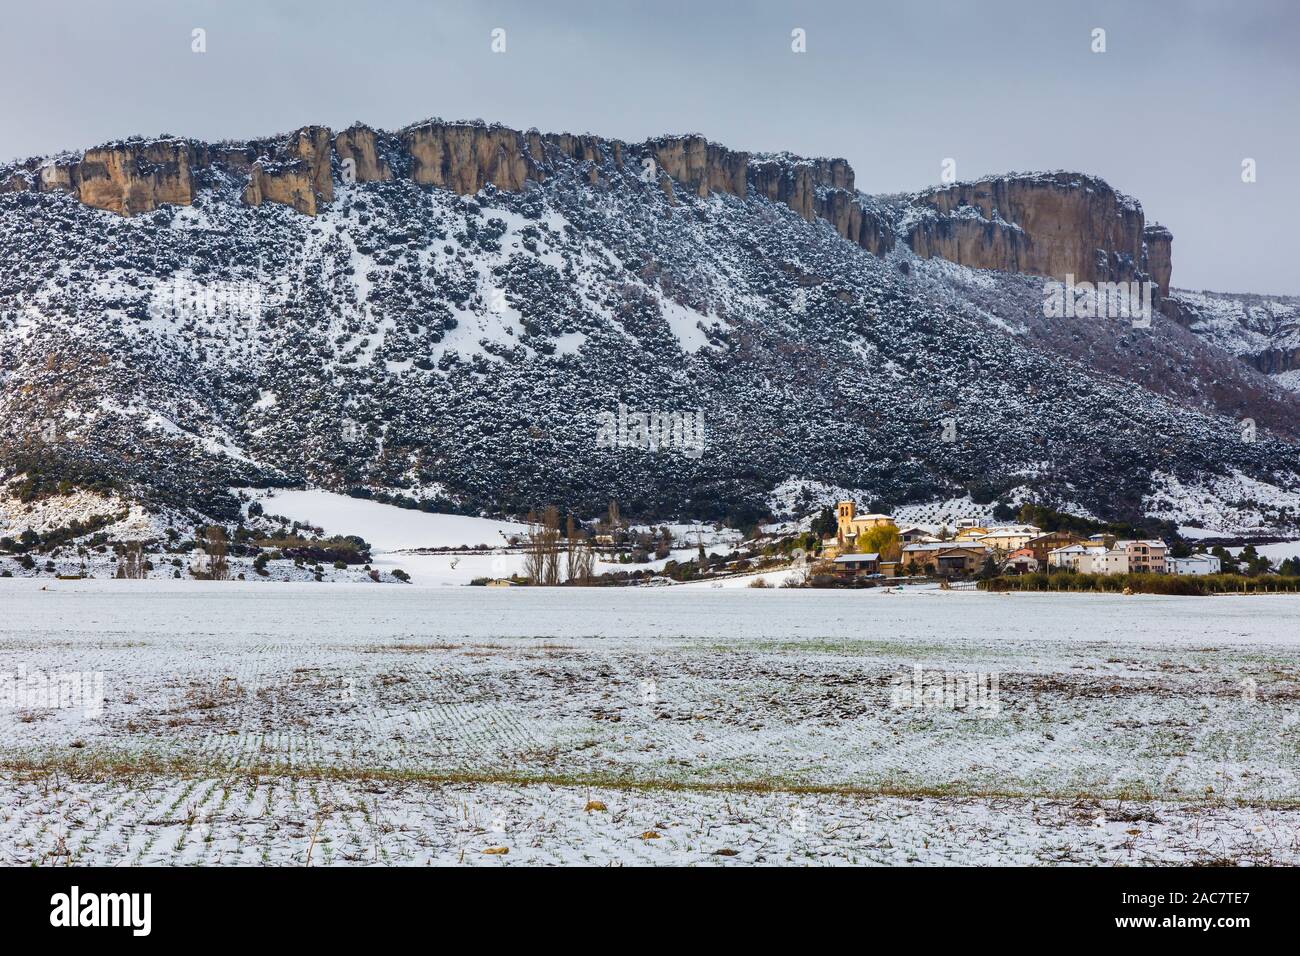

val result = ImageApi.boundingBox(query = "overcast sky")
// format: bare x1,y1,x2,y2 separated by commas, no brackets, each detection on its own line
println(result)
3,0,1296,294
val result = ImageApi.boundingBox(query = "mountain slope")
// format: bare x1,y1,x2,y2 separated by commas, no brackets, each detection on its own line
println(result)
1161,288,1300,391
2,119,1299,533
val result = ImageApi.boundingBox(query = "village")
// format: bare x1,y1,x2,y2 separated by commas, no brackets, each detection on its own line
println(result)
821,500,1220,582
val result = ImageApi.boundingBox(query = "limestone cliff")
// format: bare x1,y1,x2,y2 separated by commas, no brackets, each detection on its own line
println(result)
334,124,394,183
648,135,748,199
749,155,892,255
242,159,319,216
0,117,1166,285
236,126,333,215
37,162,77,194
402,122,536,194
285,126,333,204
904,173,1155,289
537,131,621,185
1144,224,1173,296
77,140,193,216
540,131,617,167
749,156,822,219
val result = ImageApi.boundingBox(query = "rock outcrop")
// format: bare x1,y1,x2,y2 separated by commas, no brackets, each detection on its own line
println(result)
36,162,77,194
243,159,320,216
76,140,193,216
284,126,333,204
1,171,34,193
749,156,819,220
238,126,334,215
334,124,394,183
904,173,1155,288
1144,224,1173,296
648,135,748,199
402,122,536,194
749,155,893,255
199,144,261,177
0,118,1166,285
541,131,617,167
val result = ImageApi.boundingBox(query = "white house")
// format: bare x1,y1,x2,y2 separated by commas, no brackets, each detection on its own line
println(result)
1048,544,1105,571
1169,553,1221,575
1078,548,1130,575
1049,544,1127,574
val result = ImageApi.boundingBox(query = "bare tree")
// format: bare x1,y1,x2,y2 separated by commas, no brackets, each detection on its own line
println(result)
566,515,595,585
541,505,561,585
523,509,545,584
524,507,563,585
205,526,230,581
116,541,146,579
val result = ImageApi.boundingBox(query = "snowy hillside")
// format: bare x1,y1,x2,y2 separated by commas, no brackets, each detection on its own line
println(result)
3,119,1300,535
251,489,528,551
1163,288,1300,391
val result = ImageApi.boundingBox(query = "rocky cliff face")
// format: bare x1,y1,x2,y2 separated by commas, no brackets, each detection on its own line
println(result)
1144,224,1173,295
35,162,77,194
2,135,1292,534
0,118,1168,286
285,126,333,205
903,173,1162,291
1161,288,1300,384
403,122,537,194
75,140,194,216
243,159,320,216
648,135,748,199
334,124,394,183
0,143,191,215
748,155,892,255
240,126,333,215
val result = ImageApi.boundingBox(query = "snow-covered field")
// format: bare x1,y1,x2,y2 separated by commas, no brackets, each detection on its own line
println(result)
2,582,1298,865
251,489,530,551
248,488,743,586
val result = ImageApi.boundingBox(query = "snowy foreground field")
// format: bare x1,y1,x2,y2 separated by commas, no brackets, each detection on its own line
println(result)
2,581,1299,865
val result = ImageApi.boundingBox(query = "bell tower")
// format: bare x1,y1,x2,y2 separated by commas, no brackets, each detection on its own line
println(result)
836,500,855,538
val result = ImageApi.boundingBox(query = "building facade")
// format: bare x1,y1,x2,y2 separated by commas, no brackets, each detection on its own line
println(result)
1117,540,1168,573
1025,531,1086,565
1169,553,1221,575
975,526,1041,552
900,543,990,577
1048,539,1170,575
835,501,896,547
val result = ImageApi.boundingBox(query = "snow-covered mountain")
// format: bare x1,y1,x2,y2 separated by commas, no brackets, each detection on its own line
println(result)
1162,288,1300,392
3,118,1299,534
